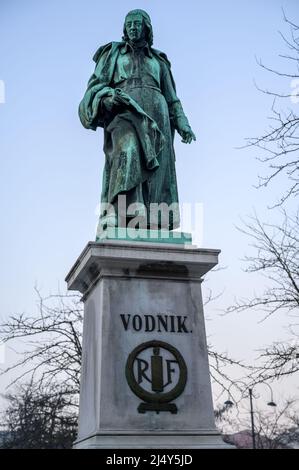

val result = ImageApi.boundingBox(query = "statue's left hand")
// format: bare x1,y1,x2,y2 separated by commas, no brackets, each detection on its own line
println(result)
177,124,196,144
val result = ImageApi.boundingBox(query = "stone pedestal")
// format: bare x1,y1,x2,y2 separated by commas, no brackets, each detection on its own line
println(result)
66,240,229,448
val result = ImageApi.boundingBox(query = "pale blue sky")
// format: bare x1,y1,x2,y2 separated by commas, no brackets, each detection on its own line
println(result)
0,0,298,400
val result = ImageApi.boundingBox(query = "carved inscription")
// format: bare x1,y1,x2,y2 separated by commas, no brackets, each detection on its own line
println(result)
120,314,192,333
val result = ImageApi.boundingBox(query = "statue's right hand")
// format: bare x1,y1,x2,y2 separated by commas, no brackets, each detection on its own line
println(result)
102,96,115,112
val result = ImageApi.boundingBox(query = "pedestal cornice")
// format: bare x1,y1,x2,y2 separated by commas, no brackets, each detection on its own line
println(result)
65,241,221,294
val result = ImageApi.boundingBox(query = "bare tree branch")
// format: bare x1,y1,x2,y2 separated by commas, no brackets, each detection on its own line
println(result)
226,210,299,382
245,16,299,206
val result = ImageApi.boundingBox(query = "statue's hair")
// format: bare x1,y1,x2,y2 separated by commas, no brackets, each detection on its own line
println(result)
122,9,153,46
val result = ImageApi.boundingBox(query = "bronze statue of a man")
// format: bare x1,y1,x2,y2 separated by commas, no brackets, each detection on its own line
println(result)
79,9,196,232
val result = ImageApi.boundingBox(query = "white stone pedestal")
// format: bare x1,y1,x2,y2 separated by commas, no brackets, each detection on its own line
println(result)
66,240,229,448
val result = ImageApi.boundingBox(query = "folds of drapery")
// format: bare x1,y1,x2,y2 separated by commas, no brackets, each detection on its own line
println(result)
79,84,165,204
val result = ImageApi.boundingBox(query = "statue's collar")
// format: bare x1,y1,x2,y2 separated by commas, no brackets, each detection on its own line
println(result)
120,41,153,57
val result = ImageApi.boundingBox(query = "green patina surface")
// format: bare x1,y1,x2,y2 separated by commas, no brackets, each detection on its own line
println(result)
96,228,192,245
79,9,196,236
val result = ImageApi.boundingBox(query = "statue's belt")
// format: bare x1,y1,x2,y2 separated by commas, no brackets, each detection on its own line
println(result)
115,82,161,94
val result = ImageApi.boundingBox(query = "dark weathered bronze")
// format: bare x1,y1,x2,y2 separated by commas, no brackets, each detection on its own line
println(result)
125,340,187,414
79,10,196,230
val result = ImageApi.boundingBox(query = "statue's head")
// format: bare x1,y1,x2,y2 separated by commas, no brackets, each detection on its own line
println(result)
122,9,153,46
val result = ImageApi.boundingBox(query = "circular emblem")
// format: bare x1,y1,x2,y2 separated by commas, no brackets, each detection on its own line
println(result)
125,340,187,414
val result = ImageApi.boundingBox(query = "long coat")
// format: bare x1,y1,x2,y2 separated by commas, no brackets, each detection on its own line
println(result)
79,41,189,229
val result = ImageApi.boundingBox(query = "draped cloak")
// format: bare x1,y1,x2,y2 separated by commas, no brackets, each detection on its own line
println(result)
79,41,190,229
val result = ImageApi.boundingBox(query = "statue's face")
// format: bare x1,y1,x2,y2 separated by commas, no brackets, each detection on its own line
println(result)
125,14,145,42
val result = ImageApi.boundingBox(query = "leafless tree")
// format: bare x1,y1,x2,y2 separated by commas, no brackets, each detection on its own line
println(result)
0,290,83,397
228,15,299,383
0,381,78,449
227,209,299,382
246,14,299,207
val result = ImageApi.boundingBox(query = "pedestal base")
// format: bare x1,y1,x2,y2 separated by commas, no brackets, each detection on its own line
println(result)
66,241,230,449
73,432,230,449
